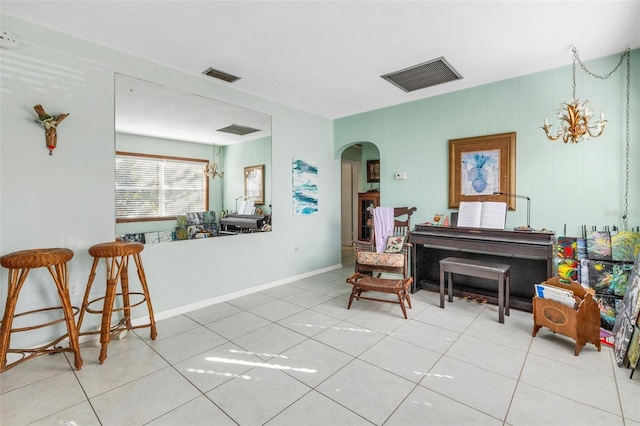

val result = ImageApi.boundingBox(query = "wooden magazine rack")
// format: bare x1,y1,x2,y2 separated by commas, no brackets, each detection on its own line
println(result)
532,277,601,356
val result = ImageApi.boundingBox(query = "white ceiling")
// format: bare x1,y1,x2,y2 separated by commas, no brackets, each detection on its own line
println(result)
2,1,639,121
115,74,272,145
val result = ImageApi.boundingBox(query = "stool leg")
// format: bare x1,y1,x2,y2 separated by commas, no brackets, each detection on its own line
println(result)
48,262,83,369
439,267,445,308
99,257,119,364
498,274,504,324
119,256,133,329
77,258,100,333
0,268,30,371
133,253,157,340
505,274,510,316
448,272,453,303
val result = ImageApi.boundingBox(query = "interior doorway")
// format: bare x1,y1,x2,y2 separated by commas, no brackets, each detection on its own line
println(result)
341,159,359,246
340,142,380,248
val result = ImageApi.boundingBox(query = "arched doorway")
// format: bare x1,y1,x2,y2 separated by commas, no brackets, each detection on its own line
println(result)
340,142,380,255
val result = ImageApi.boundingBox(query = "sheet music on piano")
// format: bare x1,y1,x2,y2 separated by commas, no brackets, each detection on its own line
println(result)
457,201,507,230
238,200,255,215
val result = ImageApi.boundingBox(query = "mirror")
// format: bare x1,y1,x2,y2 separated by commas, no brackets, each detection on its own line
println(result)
115,74,272,241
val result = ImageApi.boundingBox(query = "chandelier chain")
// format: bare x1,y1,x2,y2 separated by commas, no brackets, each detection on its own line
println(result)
623,50,631,230
572,46,632,229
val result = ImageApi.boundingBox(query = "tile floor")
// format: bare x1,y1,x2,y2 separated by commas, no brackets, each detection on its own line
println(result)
1,247,639,425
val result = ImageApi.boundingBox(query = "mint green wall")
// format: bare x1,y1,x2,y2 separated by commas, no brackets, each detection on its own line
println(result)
222,136,272,214
335,50,640,236
0,15,337,347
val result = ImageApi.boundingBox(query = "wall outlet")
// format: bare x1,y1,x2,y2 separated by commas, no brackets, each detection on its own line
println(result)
395,172,407,180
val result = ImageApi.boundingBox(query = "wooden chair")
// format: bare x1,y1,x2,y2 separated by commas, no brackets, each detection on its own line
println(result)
354,206,416,279
347,207,416,318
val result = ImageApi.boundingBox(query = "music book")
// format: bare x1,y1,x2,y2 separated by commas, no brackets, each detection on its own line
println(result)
456,201,507,230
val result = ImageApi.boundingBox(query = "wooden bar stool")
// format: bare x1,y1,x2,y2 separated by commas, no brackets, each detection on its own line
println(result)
77,241,157,364
0,248,83,373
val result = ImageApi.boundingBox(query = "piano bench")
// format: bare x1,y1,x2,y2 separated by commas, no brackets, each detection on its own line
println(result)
439,257,510,324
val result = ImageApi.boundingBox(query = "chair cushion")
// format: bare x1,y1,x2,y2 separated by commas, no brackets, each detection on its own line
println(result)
357,251,404,267
384,236,406,253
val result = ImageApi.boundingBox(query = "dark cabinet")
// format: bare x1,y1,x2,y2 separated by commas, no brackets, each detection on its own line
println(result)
358,192,379,241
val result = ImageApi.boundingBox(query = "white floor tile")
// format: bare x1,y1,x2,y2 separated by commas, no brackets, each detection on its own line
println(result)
420,355,516,420
269,338,353,387
184,302,242,325
445,334,527,379
74,344,170,398
346,304,410,334
205,366,311,425
519,353,621,415
1,371,86,425
27,401,101,426
276,308,341,337
359,335,441,383
316,358,415,425
507,382,624,425
226,291,277,310
147,325,227,364
204,310,271,340
173,341,265,393
0,350,73,393
618,376,640,422
232,322,308,360
413,304,476,332
146,395,236,426
249,299,306,322
311,295,375,320
265,390,372,426
390,319,460,354
90,367,201,425
313,320,385,357
385,384,503,426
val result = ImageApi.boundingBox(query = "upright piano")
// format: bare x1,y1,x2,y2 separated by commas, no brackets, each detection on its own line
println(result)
410,225,555,312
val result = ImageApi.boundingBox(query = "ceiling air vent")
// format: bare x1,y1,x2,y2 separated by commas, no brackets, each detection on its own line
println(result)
217,124,260,136
381,57,462,93
202,67,241,83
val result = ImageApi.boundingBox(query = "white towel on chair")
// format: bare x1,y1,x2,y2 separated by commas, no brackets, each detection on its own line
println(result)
374,207,394,253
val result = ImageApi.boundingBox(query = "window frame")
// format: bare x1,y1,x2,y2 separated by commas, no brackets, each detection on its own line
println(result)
115,151,210,223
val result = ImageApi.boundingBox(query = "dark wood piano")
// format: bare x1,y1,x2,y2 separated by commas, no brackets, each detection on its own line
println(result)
410,225,555,312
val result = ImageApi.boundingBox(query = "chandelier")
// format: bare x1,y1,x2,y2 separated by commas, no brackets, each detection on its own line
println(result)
204,145,224,179
542,47,607,144
204,162,224,179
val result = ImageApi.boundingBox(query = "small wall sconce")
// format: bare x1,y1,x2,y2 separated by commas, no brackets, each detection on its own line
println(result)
33,104,69,155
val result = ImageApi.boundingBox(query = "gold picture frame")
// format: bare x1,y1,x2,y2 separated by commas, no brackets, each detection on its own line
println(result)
244,164,265,205
448,132,516,210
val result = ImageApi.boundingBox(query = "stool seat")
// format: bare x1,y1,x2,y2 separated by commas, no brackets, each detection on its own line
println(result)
78,240,157,364
346,273,414,319
0,247,82,373
0,248,73,269
88,241,143,258
439,257,511,324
